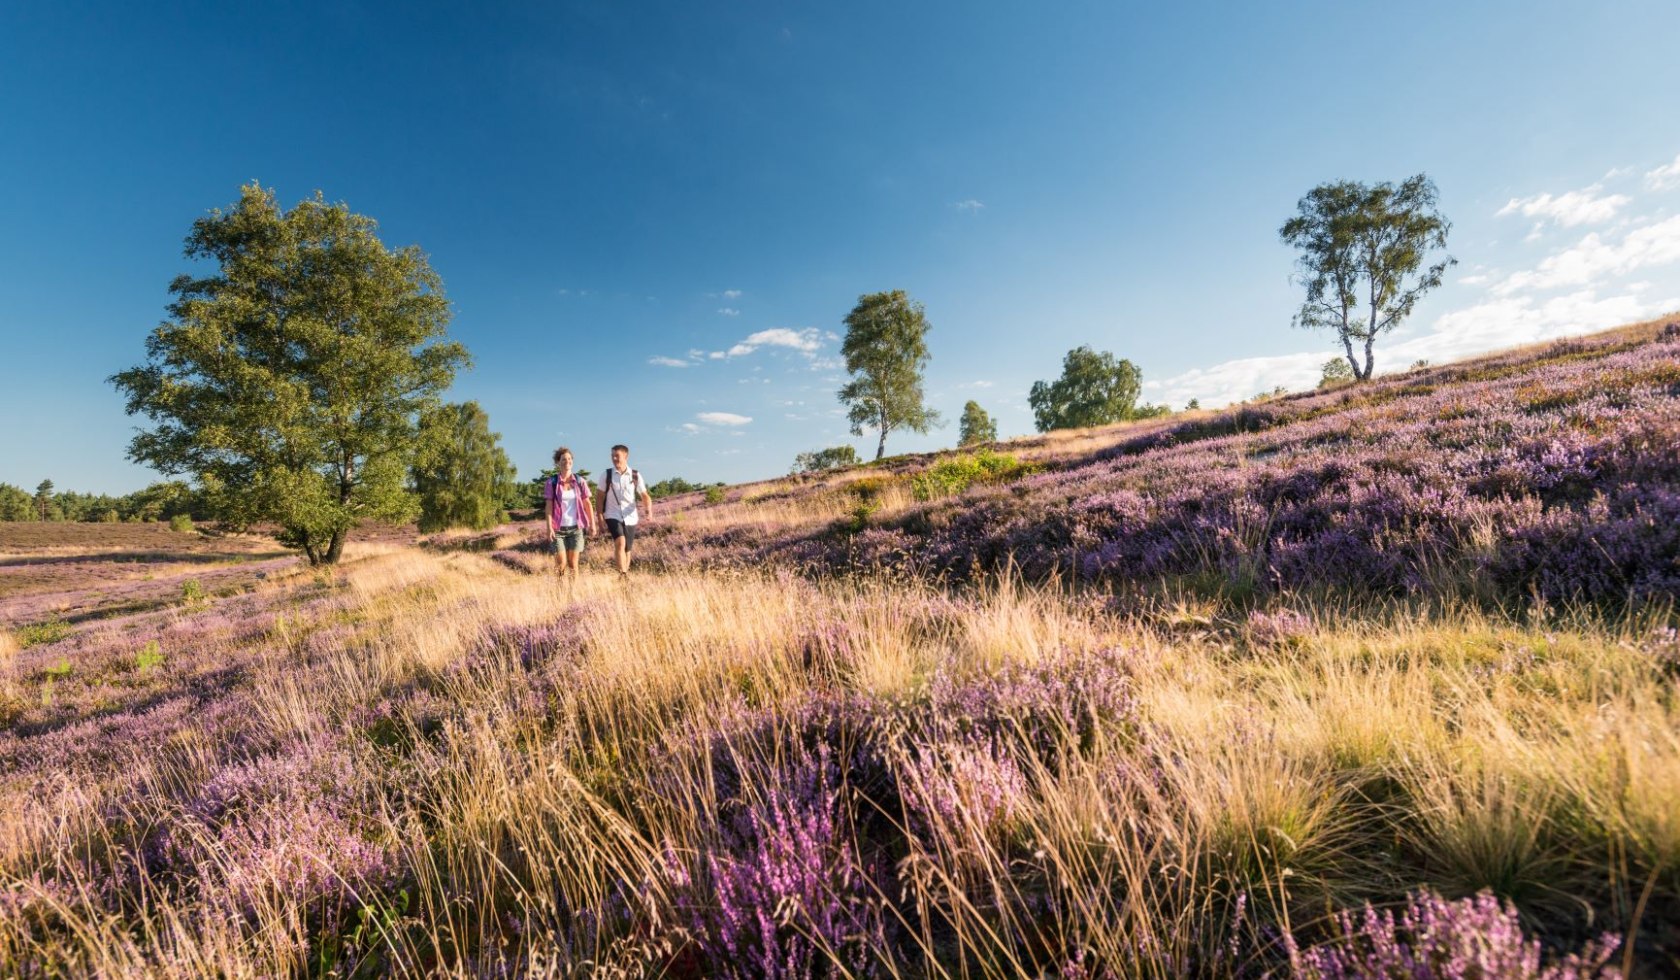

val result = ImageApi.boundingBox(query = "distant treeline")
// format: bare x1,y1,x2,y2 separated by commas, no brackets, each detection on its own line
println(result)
0,479,198,523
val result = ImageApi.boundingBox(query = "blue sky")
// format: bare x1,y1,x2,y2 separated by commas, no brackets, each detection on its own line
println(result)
3,0,1679,493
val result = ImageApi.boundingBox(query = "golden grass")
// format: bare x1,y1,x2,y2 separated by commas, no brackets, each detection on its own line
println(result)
2,544,1676,976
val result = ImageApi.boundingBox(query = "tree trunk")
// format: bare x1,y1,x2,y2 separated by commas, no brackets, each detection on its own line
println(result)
325,529,346,565
875,427,888,460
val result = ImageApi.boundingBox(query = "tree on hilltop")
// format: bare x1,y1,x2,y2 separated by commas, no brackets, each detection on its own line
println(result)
838,290,941,459
111,183,468,564
1280,174,1453,381
792,445,861,474
1028,347,1149,432
958,400,997,446
1319,357,1354,388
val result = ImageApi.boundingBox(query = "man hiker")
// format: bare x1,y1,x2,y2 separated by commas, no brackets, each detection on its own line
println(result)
598,443,652,576
542,447,595,581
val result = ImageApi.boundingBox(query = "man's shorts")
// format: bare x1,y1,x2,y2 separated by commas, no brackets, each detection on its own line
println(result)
605,518,638,549
546,526,585,554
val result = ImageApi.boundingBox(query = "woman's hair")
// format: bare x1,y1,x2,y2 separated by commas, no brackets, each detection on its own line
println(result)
552,447,573,464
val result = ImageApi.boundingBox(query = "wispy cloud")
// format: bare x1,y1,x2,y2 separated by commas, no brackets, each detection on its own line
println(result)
1497,184,1629,228
717,307,740,317
697,411,753,426
956,380,995,389
1493,214,1680,295
721,289,742,300
648,356,689,368
952,199,985,212
1646,152,1680,191
724,327,825,358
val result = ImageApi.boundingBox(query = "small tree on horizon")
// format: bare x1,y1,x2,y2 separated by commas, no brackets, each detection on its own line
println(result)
33,480,58,521
1028,347,1145,432
111,183,468,565
1319,357,1355,388
958,400,997,446
791,445,861,474
1280,174,1453,380
838,290,941,459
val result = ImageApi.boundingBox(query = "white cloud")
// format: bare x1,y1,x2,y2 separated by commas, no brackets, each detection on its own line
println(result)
679,423,702,434
648,356,689,368
722,289,742,300
1497,184,1629,228
1646,152,1680,191
1493,214,1680,295
1144,351,1326,410
1398,288,1673,363
956,380,995,389
717,307,740,317
708,351,726,360
697,411,753,426
952,199,985,212
723,327,825,358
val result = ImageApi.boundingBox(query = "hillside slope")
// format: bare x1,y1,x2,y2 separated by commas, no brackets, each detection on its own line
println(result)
643,317,1680,608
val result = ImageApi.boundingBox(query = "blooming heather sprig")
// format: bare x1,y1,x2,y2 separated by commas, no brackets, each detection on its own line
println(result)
667,744,890,979
1285,889,1623,979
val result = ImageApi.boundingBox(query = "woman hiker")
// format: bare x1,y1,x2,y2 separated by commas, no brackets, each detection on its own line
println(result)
542,447,595,581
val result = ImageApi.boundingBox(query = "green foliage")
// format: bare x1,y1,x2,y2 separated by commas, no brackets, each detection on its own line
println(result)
791,445,861,474
109,182,467,565
1280,173,1454,380
838,290,941,460
18,619,71,648
134,640,165,675
45,658,73,680
1186,398,1201,411
958,400,997,446
412,401,517,532
844,476,892,532
704,485,727,505
125,481,197,522
168,514,195,533
0,483,32,521
648,477,718,499
33,480,63,521
180,578,208,606
1320,357,1355,388
910,450,1029,501
1028,346,1146,432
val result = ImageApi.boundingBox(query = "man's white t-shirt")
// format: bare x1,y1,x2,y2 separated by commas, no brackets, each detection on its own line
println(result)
601,467,645,525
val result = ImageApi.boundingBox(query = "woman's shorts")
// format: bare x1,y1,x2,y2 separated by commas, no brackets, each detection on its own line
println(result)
605,519,638,549
546,527,585,554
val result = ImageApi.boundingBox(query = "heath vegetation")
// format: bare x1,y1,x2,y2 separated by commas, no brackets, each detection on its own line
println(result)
1,319,1677,976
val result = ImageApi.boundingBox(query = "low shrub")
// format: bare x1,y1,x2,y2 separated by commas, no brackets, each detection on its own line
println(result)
910,450,1031,501
18,618,71,648
168,514,195,533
